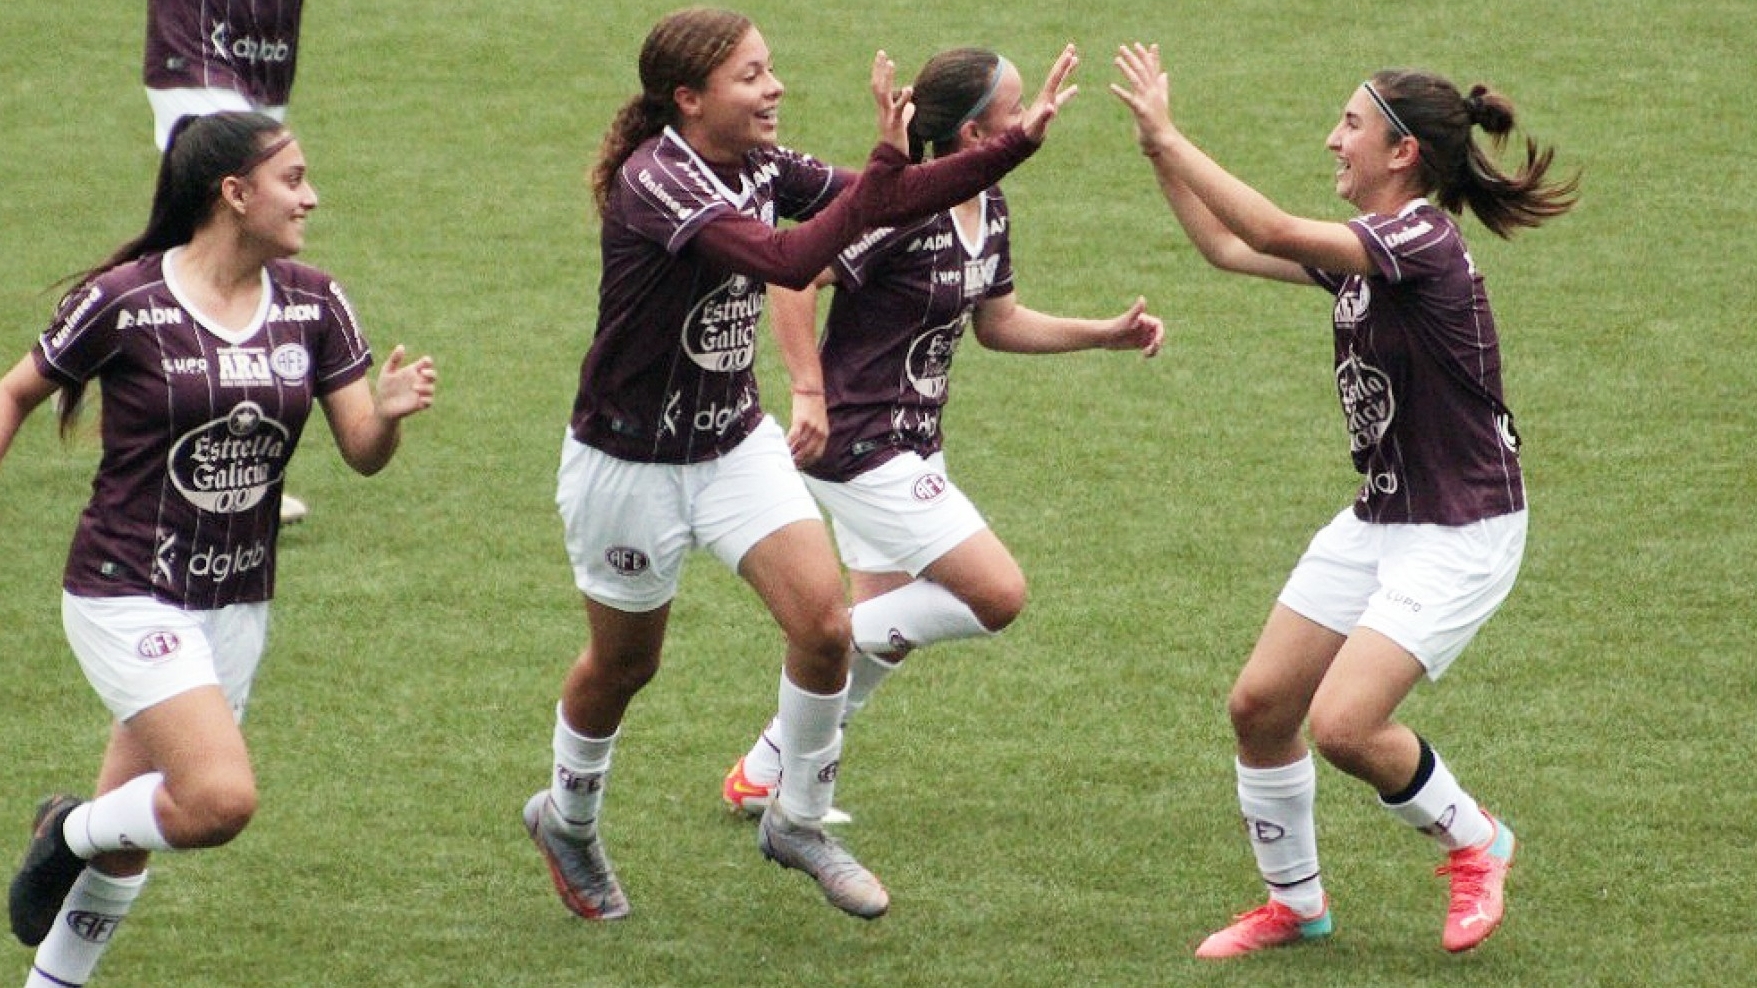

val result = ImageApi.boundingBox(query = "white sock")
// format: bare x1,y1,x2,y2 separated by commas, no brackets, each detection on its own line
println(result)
63,774,173,858
26,867,147,988
1380,745,1492,851
774,674,845,825
1236,756,1325,917
841,648,901,726
850,579,991,654
550,704,616,833
741,717,783,787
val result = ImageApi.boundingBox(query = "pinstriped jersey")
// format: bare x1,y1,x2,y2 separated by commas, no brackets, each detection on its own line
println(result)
34,250,370,607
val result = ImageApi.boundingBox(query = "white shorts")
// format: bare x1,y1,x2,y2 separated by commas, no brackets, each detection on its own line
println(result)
556,416,823,611
804,451,988,576
1277,507,1527,679
62,593,270,722
146,87,287,150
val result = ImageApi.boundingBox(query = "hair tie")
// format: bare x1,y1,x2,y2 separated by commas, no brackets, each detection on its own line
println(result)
1361,81,1413,139
934,56,1012,143
1463,90,1487,126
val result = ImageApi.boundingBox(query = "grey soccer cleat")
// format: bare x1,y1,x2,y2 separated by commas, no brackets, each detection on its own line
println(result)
522,791,630,921
757,804,888,919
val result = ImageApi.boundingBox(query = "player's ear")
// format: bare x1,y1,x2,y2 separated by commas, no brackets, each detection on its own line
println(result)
673,85,703,119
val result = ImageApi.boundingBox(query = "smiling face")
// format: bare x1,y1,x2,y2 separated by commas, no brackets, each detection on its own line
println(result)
674,27,783,163
229,137,318,257
1326,86,1419,211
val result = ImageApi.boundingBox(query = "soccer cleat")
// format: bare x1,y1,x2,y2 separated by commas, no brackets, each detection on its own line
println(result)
723,758,852,824
723,757,776,815
1438,813,1515,952
9,795,87,948
521,791,630,921
1194,897,1333,959
757,804,888,919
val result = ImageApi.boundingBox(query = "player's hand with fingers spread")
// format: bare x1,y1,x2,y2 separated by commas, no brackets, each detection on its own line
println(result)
1102,296,1166,358
871,50,915,155
1108,43,1181,156
374,344,438,420
1020,43,1080,144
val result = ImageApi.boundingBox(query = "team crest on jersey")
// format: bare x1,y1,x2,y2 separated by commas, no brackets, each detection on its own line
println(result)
1334,281,1370,328
168,400,289,513
136,631,181,661
269,343,310,383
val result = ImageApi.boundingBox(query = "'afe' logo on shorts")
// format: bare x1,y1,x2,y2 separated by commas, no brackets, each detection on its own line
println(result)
912,473,947,502
137,631,181,661
605,547,649,576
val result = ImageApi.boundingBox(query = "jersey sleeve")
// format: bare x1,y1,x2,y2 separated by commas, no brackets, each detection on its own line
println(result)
1348,209,1453,285
765,146,851,222
309,277,373,396
33,281,122,386
615,148,736,256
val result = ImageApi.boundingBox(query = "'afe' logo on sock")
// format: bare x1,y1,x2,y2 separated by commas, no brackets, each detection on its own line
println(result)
1246,818,1287,843
67,911,122,944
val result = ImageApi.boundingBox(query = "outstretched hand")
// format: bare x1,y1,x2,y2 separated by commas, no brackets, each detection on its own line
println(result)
1021,43,1080,144
871,50,916,155
374,345,438,420
1103,297,1165,357
1108,43,1179,154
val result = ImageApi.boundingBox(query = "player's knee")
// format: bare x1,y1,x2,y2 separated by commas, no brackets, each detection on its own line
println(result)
1307,707,1374,776
1225,680,1299,744
970,575,1027,633
176,780,258,848
788,604,852,663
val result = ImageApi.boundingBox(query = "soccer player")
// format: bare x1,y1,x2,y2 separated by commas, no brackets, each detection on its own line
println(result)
146,0,314,525
722,47,1164,821
525,8,1076,922
2,113,436,988
1110,44,1577,955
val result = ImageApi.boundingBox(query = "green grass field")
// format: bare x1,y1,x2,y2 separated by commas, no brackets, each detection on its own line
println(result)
2,1,1754,985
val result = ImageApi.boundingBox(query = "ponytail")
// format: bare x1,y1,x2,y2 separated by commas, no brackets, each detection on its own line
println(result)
1370,70,1579,239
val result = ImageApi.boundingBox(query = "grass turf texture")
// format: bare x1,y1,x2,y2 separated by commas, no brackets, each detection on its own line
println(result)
3,1,1754,985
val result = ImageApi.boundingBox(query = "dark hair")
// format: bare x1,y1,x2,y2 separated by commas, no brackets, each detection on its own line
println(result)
905,48,1001,163
1369,69,1578,239
591,7,753,212
55,111,289,435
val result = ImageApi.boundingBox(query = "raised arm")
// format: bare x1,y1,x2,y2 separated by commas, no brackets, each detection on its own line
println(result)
1110,43,1367,281
318,345,437,476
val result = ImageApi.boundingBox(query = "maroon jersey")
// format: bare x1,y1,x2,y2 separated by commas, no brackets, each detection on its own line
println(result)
34,250,370,609
808,190,1014,482
572,129,848,463
1306,201,1524,525
144,0,303,107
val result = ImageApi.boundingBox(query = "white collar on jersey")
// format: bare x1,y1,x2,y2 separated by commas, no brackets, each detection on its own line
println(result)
949,190,990,258
162,247,272,346
662,126,754,210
